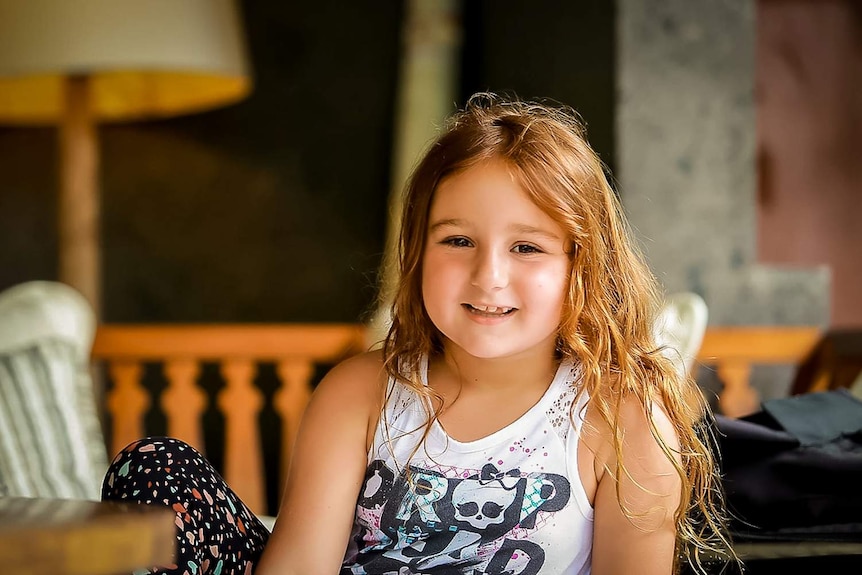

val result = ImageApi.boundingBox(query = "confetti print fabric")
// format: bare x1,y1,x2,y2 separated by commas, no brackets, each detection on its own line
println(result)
102,437,270,575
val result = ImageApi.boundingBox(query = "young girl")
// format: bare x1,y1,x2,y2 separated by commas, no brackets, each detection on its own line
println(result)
104,93,730,575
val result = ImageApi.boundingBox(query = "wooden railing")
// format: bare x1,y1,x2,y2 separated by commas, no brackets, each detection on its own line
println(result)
90,323,821,515
697,326,822,418
91,324,367,517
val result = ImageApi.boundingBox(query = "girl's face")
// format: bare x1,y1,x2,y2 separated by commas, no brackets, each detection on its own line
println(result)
422,159,571,362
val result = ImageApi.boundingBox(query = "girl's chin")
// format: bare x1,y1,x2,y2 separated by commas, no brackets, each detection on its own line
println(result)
442,339,554,362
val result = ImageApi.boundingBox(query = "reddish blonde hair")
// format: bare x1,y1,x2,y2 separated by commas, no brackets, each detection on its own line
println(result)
383,93,731,572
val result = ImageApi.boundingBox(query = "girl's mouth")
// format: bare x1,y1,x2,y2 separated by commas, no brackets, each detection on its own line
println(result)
463,303,516,317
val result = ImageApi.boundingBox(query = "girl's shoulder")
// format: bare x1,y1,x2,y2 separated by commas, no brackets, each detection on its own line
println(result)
581,384,681,487
327,348,387,376
311,349,389,452
319,349,388,398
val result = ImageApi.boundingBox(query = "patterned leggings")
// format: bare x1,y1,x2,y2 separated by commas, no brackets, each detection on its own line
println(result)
101,437,271,575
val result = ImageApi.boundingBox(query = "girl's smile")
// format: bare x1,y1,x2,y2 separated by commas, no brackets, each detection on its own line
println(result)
422,159,571,361
463,303,516,318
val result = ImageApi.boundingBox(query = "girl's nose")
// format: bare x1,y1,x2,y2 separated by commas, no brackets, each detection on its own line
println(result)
470,247,509,291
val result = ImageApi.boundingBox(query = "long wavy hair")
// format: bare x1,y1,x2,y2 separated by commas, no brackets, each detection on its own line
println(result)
382,93,732,573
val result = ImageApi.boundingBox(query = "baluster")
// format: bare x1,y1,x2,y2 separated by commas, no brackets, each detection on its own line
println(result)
161,359,206,453
106,360,148,458
217,359,265,515
274,359,314,491
717,360,759,418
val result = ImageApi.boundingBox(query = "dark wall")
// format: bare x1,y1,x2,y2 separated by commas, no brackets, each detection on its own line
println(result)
0,127,59,287
461,0,616,174
0,1,615,324
100,2,405,323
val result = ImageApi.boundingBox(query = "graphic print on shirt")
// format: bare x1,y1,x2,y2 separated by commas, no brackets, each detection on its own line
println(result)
346,460,571,574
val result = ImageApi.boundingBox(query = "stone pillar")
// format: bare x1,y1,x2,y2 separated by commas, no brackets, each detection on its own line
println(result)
617,0,829,400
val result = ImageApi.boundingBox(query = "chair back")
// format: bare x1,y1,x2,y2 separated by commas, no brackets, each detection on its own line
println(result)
654,291,709,378
0,281,107,499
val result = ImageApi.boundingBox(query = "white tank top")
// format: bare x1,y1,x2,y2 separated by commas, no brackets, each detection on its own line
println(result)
341,358,594,575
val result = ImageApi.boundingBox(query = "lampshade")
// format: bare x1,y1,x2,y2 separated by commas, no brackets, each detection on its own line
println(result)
0,0,251,125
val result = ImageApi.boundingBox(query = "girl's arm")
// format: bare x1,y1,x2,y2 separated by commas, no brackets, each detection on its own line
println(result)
590,396,682,575
255,351,385,575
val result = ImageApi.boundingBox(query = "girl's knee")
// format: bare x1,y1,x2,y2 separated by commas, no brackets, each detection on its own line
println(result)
102,436,204,502
108,437,200,470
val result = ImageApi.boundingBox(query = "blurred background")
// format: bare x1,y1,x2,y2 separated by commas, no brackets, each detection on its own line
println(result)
2,0,860,402
0,1,614,327
0,0,859,520
1,0,859,330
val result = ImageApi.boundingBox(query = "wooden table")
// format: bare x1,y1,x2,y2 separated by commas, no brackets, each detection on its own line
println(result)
0,496,175,575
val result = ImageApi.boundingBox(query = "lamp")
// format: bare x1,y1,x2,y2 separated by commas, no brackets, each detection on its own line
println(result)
0,0,251,314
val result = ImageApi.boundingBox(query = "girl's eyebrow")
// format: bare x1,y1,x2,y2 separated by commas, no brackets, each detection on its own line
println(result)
427,218,464,233
509,223,563,241
428,219,562,241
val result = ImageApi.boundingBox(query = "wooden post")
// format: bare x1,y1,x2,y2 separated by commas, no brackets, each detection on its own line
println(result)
162,359,207,453
274,359,314,494
716,361,758,418
59,75,100,315
218,359,265,515
106,361,148,459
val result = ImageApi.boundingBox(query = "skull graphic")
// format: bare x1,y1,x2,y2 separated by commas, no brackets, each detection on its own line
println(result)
451,479,519,530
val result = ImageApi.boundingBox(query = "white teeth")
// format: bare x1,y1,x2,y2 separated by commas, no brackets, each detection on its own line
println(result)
471,304,513,313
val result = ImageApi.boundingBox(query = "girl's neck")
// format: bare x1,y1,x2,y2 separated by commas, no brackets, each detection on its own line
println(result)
427,338,562,442
435,338,560,394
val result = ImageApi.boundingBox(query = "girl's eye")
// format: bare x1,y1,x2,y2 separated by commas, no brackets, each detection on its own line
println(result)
442,237,473,248
513,244,542,254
